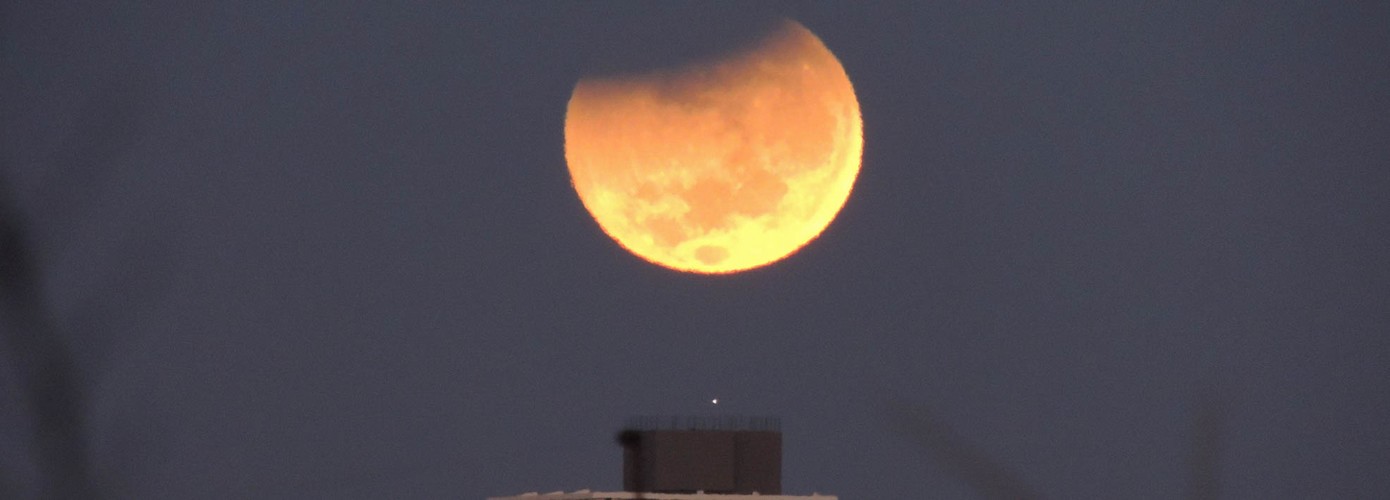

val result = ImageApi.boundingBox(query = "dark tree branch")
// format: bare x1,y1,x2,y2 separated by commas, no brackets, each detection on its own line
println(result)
1185,389,1225,500
888,403,1042,500
0,182,91,499
0,80,139,500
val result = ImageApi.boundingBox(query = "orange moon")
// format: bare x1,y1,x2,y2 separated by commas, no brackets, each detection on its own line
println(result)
564,20,863,274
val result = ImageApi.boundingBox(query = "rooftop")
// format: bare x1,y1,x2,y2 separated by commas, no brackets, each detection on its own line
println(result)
623,415,782,432
488,491,836,500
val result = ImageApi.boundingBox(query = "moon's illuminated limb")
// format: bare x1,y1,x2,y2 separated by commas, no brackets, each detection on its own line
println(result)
565,20,863,274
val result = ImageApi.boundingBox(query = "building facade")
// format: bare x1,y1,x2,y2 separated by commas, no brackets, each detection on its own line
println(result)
488,416,834,500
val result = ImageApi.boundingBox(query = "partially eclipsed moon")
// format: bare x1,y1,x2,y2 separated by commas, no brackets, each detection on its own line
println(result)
564,20,863,274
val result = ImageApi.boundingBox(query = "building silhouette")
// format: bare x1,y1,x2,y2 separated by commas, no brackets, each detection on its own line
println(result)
488,416,836,500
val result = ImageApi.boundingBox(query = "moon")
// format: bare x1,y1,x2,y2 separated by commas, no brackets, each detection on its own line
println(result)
564,20,863,274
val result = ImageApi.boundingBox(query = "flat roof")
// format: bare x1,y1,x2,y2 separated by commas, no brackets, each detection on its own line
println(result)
488,491,836,500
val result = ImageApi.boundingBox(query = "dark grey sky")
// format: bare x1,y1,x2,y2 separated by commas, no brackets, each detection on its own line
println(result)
3,1,1387,499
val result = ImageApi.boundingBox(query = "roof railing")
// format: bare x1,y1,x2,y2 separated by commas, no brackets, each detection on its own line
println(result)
622,415,781,432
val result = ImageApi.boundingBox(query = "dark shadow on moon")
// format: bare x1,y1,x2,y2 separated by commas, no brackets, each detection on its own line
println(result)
574,8,787,79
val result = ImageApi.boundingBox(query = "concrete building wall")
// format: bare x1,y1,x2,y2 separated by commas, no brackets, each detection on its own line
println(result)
621,430,781,495
733,431,781,494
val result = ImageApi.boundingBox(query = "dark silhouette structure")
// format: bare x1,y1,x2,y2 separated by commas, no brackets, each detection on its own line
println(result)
489,416,834,500
619,416,781,495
